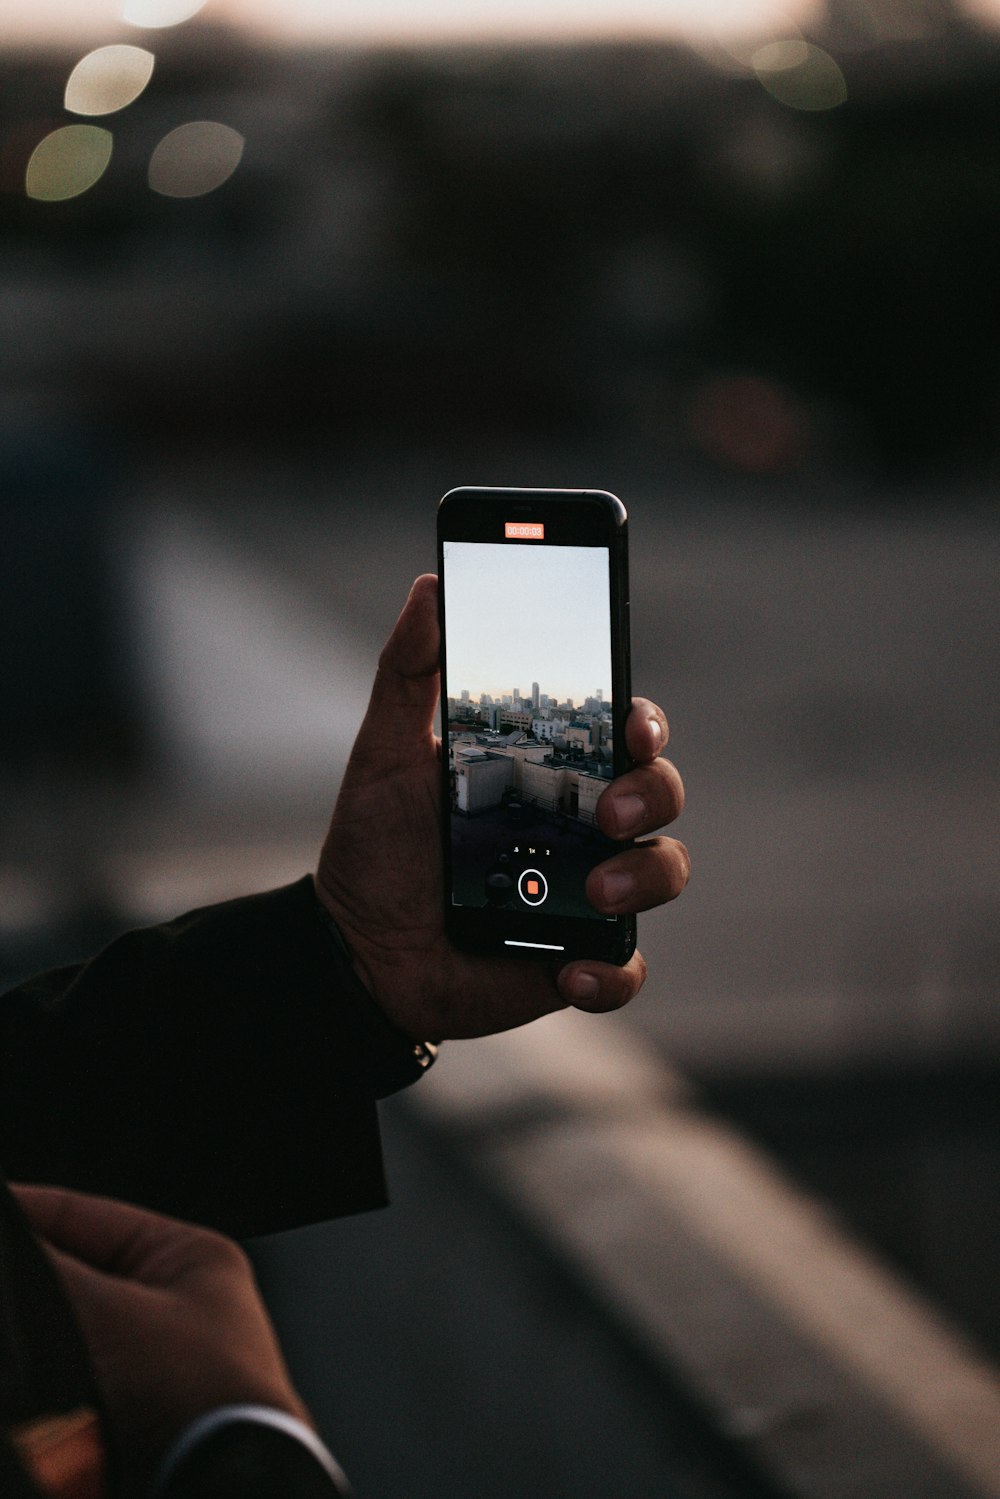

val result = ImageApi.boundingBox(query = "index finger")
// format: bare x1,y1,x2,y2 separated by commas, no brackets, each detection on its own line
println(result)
626,697,669,764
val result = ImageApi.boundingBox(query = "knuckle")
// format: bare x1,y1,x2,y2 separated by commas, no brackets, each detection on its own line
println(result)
198,1229,252,1277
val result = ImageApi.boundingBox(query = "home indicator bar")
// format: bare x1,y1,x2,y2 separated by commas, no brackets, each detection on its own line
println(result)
504,940,566,951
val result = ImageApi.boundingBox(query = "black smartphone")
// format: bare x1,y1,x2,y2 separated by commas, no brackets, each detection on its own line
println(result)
437,486,635,966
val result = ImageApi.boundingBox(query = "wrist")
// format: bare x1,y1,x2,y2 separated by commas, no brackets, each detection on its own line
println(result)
311,880,438,1092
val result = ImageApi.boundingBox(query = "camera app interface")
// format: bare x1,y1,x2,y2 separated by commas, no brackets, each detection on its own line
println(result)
443,538,618,925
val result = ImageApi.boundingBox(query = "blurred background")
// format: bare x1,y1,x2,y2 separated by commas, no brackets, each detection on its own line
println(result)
2,0,998,1493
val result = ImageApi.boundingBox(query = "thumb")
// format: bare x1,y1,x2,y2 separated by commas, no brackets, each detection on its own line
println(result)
348,574,440,772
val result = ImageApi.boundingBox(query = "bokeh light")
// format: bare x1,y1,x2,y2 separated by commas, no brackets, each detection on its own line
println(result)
752,40,847,110
123,0,208,27
25,125,114,202
695,3,807,71
148,121,244,198
64,45,156,117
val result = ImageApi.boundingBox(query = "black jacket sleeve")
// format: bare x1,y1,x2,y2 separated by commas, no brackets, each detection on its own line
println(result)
0,877,425,1239
157,1417,350,1499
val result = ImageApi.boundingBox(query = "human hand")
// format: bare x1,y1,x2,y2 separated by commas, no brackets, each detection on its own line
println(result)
315,574,689,1042
12,1185,310,1497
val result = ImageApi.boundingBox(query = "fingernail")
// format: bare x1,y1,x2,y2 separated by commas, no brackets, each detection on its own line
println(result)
569,972,599,1003
600,871,635,907
611,794,645,835
647,717,662,751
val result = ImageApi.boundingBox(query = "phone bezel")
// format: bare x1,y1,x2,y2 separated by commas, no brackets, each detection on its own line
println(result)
437,486,635,966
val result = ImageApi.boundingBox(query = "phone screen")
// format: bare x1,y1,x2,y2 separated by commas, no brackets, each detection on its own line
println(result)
441,536,621,937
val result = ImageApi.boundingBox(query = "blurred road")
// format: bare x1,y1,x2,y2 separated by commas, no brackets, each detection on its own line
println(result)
121,451,999,1079
100,452,997,1367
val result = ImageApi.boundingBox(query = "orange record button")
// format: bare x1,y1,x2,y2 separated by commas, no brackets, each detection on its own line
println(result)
505,521,544,540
